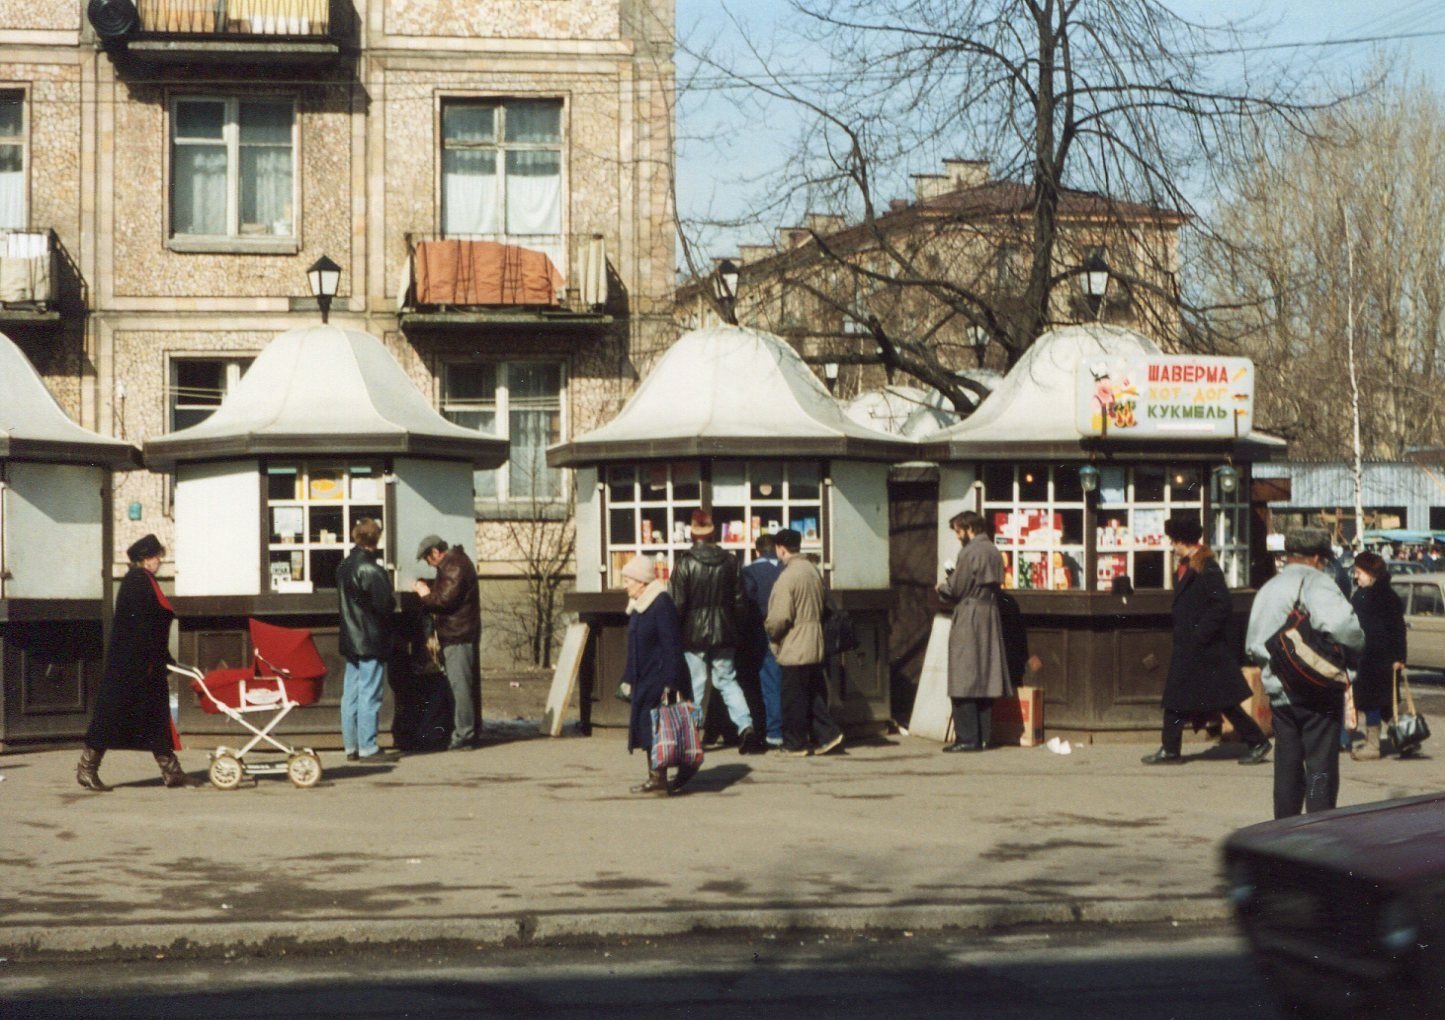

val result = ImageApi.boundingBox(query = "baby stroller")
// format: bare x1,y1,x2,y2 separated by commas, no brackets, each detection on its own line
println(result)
168,619,328,790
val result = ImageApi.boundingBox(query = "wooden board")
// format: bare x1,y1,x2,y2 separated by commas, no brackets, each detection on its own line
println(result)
908,615,955,742
541,622,589,737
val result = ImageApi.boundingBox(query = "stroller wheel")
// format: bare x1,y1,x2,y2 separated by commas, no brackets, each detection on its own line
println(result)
287,751,322,788
209,752,244,790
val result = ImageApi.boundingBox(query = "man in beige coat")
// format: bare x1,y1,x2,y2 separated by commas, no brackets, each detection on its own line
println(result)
765,528,844,757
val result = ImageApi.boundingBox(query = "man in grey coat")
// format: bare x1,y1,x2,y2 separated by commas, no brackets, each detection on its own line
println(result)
937,510,1012,752
1246,527,1365,818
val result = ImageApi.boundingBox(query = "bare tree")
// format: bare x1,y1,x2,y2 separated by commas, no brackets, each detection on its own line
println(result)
1201,75,1445,460
682,0,1342,412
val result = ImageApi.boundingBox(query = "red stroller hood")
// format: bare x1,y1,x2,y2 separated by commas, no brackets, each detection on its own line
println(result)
249,618,327,681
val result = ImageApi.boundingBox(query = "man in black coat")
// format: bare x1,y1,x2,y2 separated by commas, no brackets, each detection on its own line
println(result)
337,518,397,763
1142,516,1272,765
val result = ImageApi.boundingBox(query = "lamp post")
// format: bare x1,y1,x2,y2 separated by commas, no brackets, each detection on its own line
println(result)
1080,250,1110,321
306,254,342,324
713,258,740,326
823,361,839,394
1078,462,1100,494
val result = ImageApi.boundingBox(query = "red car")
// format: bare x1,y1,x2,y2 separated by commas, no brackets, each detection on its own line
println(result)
1223,793,1445,1018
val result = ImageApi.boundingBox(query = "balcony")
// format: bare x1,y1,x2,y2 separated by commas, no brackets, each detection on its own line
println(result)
94,0,355,65
399,233,613,332
0,230,61,326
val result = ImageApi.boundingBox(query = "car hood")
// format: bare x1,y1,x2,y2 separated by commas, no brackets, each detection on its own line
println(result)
1225,793,1445,885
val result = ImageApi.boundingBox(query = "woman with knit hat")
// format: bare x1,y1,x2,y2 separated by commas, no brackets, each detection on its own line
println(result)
619,554,694,795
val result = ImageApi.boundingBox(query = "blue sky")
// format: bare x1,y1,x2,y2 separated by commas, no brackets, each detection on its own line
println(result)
674,0,1445,260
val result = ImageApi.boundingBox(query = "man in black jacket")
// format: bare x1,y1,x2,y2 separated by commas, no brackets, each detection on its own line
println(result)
414,535,482,749
337,518,397,763
670,509,761,753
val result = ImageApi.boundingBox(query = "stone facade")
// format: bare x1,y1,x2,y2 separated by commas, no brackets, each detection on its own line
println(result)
2,0,676,668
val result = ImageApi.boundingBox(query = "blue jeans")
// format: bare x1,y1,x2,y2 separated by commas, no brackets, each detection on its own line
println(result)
341,657,386,756
758,647,783,743
684,648,753,732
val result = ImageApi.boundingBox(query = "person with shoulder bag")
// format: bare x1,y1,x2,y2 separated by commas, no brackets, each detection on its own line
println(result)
1246,528,1365,818
1348,551,1407,760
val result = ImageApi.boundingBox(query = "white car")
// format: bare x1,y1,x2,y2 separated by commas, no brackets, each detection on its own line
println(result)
1391,572,1445,672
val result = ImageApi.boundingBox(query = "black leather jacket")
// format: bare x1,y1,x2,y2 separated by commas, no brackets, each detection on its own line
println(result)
336,546,395,660
669,541,742,652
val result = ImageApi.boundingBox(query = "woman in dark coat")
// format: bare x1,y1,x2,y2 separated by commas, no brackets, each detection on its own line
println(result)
619,554,693,796
936,510,1011,752
1142,516,1271,765
1349,551,1406,760
76,534,193,791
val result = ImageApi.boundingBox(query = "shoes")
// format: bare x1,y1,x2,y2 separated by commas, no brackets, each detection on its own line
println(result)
345,751,359,761
155,752,201,788
668,762,700,794
358,749,401,764
942,742,983,753
631,768,670,796
1238,740,1272,766
738,727,766,755
76,747,112,792
780,746,812,757
1140,747,1184,765
817,733,845,756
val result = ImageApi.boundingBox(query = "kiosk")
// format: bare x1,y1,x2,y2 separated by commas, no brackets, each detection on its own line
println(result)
549,324,917,733
144,324,506,739
0,332,137,750
920,324,1282,735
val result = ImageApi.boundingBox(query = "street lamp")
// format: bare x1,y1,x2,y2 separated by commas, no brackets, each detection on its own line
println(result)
1078,463,1100,494
1080,250,1110,321
1215,463,1239,495
307,254,342,324
823,361,839,393
713,258,740,325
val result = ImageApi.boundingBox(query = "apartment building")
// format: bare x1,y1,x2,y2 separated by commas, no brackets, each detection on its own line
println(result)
0,0,675,667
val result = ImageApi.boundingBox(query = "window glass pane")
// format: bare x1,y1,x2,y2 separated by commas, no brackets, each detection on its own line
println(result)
1168,466,1202,502
173,144,227,235
505,101,561,143
175,101,224,139
267,465,299,500
0,144,19,174
446,363,498,401
238,101,292,144
443,104,496,143
176,361,224,405
239,145,292,234
1135,466,1166,503
442,148,498,235
504,149,561,235
713,461,746,504
0,93,20,136
607,466,636,503
0,143,20,229
789,462,821,501
509,362,560,400
981,464,1013,501
1098,466,1127,504
1135,551,1165,589
1018,464,1048,503
1053,465,1083,503
750,462,784,501
671,462,700,502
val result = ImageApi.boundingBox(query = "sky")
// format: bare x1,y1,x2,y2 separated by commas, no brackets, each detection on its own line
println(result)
673,0,1445,263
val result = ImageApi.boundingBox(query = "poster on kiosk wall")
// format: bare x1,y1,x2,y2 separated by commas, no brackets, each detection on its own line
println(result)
1076,355,1255,438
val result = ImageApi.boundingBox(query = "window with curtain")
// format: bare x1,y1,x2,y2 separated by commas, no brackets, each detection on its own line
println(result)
0,91,25,230
442,361,564,508
169,357,254,430
172,97,295,239
441,99,563,241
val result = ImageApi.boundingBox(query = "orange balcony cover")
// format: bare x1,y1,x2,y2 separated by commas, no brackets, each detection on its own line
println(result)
414,239,562,307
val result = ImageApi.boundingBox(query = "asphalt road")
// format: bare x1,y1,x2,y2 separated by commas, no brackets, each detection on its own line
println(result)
0,922,1277,1019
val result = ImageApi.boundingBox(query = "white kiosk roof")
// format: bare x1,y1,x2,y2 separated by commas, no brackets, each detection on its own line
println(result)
144,324,508,469
0,331,136,466
548,324,917,465
922,323,1284,460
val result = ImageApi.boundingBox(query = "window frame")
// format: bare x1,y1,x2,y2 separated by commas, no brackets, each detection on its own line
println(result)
0,87,28,231
438,96,565,243
264,459,388,593
167,93,300,253
167,355,255,432
441,359,569,512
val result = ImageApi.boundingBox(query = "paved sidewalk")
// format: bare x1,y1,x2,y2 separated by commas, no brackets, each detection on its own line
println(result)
1,728,1440,958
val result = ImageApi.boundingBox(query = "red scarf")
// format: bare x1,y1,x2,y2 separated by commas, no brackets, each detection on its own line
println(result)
145,569,174,612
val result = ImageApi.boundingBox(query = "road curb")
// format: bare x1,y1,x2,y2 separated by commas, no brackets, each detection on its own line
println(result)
0,897,1233,959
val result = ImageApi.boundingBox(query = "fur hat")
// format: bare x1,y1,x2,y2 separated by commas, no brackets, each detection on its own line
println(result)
689,508,715,537
620,554,656,584
126,534,164,562
1163,515,1203,545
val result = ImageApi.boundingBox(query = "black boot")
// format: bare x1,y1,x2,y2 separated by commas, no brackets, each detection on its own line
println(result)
631,767,670,796
669,761,700,794
76,747,112,792
154,752,198,788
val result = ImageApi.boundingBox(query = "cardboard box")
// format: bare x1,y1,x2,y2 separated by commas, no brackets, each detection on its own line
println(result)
991,686,1044,746
1227,666,1273,739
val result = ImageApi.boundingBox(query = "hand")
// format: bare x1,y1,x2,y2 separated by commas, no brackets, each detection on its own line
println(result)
413,580,430,596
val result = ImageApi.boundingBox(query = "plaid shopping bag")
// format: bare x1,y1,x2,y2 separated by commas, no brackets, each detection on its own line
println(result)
650,689,704,771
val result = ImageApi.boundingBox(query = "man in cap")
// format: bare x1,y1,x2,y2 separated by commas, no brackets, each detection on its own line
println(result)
414,535,482,750
1245,527,1365,818
670,509,761,753
765,527,844,756
336,518,398,762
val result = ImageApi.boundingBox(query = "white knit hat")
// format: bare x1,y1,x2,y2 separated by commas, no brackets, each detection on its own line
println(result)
620,555,656,584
